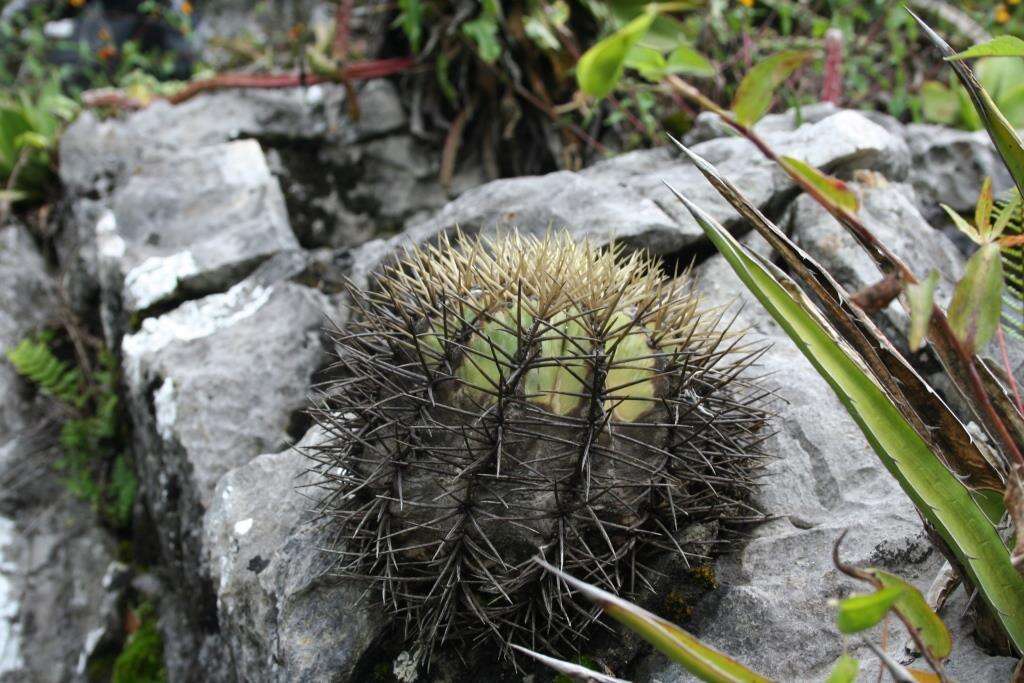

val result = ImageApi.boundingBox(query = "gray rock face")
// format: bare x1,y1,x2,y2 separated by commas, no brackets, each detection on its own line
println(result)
205,427,385,682
95,139,298,342
0,226,58,438
356,110,910,286
0,226,121,683
905,123,1015,221
119,274,331,680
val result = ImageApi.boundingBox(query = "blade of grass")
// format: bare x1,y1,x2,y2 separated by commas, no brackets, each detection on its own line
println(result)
533,558,774,683
669,187,1024,651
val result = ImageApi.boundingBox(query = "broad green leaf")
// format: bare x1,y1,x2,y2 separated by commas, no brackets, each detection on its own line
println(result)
577,11,657,98
625,45,668,82
13,131,49,150
951,35,1024,60
535,558,774,683
670,184,1024,651
394,0,424,52
731,51,811,126
948,243,1003,353
825,655,860,683
871,570,952,659
920,81,960,125
913,13,1024,200
665,44,715,77
836,586,903,634
906,271,939,352
779,156,858,214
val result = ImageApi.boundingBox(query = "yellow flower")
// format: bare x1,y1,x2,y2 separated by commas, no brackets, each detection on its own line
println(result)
69,0,85,7
181,1,192,15
996,4,1011,23
740,0,755,6
1009,0,1020,6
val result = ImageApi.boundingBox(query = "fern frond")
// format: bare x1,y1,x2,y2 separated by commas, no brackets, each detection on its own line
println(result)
6,337,85,407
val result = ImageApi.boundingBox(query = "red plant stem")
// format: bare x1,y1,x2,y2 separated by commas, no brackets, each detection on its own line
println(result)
821,28,843,104
997,326,1024,416
83,57,416,110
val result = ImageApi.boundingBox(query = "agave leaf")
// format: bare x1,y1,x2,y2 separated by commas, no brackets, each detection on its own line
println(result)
824,655,859,683
836,586,903,634
870,570,952,659
672,188,1024,650
534,558,774,683
950,35,1024,60
906,271,939,353
577,11,657,98
731,51,811,126
779,156,859,214
912,12,1024,198
510,645,630,683
669,140,1006,495
947,243,1003,353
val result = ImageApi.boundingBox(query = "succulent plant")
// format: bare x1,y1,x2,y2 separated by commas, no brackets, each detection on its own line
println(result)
308,231,770,663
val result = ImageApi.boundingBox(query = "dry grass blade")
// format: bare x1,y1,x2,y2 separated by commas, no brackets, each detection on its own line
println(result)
510,644,631,683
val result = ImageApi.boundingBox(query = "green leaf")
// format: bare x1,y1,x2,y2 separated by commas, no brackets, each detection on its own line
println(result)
836,586,903,634
906,271,939,352
951,35,1024,60
920,81,960,125
394,0,424,52
669,184,1024,652
462,15,502,64
948,243,1003,352
731,51,811,126
825,654,860,683
779,156,858,214
976,177,994,240
665,44,715,77
941,204,983,244
576,11,656,98
534,558,773,683
871,569,952,659
624,45,668,82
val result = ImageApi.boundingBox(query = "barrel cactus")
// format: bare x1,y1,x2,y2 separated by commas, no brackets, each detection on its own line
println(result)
309,231,769,663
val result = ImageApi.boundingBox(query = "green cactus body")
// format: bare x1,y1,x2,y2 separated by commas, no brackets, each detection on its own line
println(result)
310,232,769,663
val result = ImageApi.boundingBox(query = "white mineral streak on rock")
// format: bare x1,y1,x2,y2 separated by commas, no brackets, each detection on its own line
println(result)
121,281,273,387
95,210,125,259
123,250,200,311
154,377,178,442
233,519,253,536
0,517,23,675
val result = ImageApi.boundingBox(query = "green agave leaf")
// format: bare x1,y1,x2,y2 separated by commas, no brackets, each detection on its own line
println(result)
731,50,811,126
906,271,939,352
824,655,859,683
670,186,1024,651
947,243,1003,353
871,569,952,659
577,10,657,98
779,156,858,214
951,35,1024,60
912,12,1024,198
836,586,903,634
534,558,774,683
